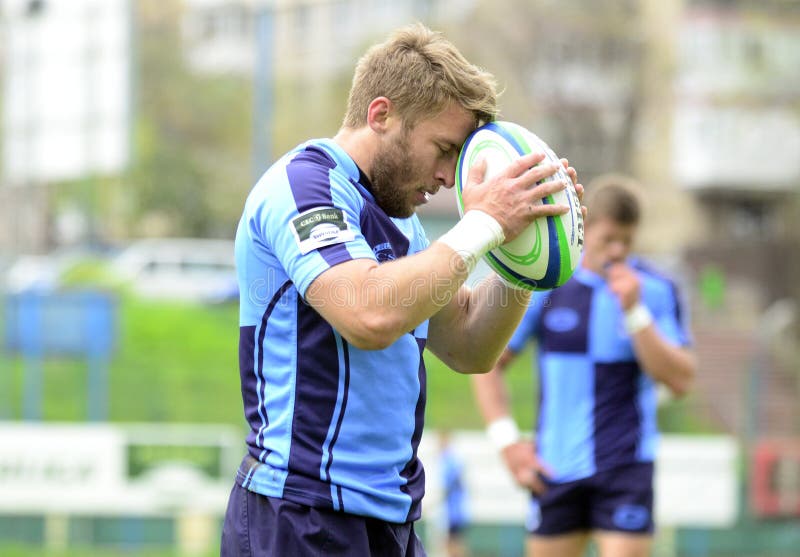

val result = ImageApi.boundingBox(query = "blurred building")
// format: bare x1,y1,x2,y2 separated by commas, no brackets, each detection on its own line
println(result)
0,0,132,255
180,0,481,167
674,0,800,294
181,0,478,77
670,0,800,462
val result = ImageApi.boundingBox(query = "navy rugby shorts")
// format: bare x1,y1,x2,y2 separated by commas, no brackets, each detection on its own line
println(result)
221,482,427,556
526,462,654,536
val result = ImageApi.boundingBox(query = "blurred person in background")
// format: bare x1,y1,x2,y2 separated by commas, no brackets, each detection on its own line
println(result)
472,175,696,557
221,22,583,556
440,430,470,557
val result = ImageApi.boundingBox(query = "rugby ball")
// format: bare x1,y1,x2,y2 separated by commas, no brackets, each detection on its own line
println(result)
455,121,584,291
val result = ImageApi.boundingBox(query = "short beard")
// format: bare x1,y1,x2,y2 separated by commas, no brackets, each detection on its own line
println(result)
370,131,418,218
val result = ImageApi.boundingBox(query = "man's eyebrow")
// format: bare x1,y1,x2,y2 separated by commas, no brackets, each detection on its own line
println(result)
436,134,463,149
441,140,461,153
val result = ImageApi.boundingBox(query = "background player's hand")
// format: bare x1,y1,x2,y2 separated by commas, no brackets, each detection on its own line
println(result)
461,153,570,242
500,440,551,495
605,262,641,311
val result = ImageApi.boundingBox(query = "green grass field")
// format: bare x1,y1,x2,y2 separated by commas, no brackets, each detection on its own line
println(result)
1,293,539,429
1,280,708,430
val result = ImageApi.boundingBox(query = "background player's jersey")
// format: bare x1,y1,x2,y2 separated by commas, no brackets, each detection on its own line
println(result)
234,138,430,523
508,263,691,483
441,448,470,530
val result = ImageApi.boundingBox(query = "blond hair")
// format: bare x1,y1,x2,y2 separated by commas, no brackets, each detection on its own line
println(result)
343,23,498,129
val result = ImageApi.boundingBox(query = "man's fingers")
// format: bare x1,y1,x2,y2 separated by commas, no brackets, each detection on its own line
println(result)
537,460,555,479
510,152,548,177
574,182,585,202
522,178,570,218
500,153,553,185
531,176,569,197
465,157,488,188
561,158,578,185
518,467,547,495
467,152,561,192
530,203,570,219
529,474,547,495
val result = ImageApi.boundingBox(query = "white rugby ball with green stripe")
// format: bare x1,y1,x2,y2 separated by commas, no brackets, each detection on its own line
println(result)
455,121,584,291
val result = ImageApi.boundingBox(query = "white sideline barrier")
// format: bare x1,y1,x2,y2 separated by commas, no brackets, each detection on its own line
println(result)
419,430,740,528
0,422,241,515
0,423,739,554
0,423,739,526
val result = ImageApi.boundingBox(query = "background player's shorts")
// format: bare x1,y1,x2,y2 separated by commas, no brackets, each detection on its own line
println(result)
525,462,654,536
448,522,467,536
221,482,426,556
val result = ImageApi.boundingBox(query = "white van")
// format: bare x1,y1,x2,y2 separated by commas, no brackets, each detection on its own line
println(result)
111,238,237,303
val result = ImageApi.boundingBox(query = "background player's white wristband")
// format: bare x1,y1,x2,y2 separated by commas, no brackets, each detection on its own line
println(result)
437,210,505,274
624,303,653,335
486,416,521,451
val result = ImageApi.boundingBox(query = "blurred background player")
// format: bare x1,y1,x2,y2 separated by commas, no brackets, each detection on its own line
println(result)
439,431,470,557
471,175,697,557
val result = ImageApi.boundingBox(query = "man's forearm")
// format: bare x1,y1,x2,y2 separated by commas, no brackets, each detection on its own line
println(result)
631,327,696,397
458,275,531,369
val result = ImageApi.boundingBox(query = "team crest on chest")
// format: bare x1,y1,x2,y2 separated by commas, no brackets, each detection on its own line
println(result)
373,242,396,262
544,306,580,333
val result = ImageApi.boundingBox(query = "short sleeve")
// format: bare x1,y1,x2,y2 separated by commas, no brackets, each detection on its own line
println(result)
507,291,549,353
247,148,376,297
646,278,692,348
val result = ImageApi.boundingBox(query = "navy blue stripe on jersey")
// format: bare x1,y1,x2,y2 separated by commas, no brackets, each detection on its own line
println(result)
242,280,293,458
399,336,428,522
283,295,345,508
256,280,294,457
593,361,641,468
323,334,350,511
631,259,691,346
538,279,592,353
239,325,259,451
359,201,411,259
287,145,352,267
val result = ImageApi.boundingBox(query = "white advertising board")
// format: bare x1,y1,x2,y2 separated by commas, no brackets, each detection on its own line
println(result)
654,435,739,527
0,422,241,515
0,423,738,527
421,431,739,528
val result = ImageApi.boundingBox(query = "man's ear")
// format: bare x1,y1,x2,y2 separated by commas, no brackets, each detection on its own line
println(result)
366,97,394,134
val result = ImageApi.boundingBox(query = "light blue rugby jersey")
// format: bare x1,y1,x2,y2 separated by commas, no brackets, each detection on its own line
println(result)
508,262,691,483
234,138,430,523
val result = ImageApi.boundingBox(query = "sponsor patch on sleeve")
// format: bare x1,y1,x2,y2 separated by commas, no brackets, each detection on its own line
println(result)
290,207,356,255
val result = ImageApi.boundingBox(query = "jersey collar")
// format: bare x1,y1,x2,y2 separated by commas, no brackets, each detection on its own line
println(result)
573,265,605,287
311,138,375,202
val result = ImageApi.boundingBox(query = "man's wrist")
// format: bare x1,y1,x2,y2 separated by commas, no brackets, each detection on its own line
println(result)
624,302,653,335
437,210,505,274
486,416,521,451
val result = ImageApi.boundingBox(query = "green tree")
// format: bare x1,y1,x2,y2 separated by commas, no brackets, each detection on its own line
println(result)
128,0,252,238
444,0,645,182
